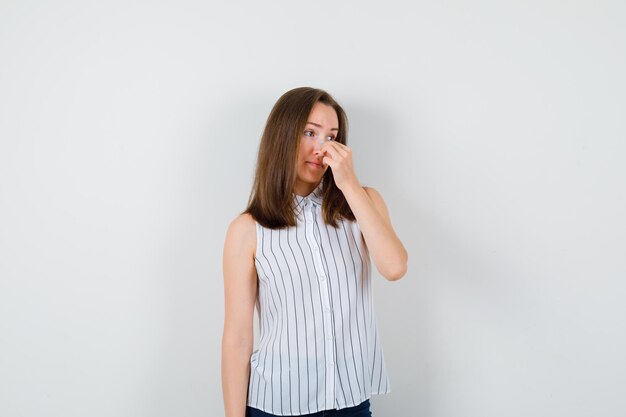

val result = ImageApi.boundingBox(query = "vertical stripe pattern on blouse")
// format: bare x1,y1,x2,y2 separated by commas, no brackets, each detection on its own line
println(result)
246,180,391,416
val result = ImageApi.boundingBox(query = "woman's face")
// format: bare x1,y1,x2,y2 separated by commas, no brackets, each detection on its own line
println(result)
294,101,339,192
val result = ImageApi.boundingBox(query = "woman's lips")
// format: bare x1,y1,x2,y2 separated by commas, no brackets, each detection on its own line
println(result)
307,162,323,169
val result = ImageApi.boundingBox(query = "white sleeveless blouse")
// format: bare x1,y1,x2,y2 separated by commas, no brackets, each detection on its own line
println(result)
247,180,391,416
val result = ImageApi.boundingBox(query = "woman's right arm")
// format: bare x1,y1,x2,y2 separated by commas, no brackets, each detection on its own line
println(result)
221,214,257,417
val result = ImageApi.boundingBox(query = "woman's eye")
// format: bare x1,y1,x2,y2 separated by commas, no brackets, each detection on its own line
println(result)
304,130,335,141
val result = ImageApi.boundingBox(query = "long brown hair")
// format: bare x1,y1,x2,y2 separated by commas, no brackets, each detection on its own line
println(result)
242,87,356,229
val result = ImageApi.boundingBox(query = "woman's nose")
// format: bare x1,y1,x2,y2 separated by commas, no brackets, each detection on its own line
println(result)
313,137,326,154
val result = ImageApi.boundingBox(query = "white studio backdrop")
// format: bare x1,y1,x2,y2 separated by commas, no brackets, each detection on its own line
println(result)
1,1,625,416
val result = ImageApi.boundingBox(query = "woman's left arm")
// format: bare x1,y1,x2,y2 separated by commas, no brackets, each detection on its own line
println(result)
342,184,408,281
320,140,408,281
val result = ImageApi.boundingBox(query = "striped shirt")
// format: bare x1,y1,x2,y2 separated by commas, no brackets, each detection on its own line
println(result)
247,180,391,416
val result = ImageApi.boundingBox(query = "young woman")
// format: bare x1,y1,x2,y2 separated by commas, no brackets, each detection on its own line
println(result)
222,87,407,417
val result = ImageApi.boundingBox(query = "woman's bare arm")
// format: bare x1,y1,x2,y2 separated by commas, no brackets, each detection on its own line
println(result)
221,213,257,417
316,140,407,281
343,184,408,281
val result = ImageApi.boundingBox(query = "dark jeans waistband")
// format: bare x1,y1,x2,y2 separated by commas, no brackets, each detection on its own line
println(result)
246,399,371,417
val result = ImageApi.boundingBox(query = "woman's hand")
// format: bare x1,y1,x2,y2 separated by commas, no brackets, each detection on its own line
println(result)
320,141,361,191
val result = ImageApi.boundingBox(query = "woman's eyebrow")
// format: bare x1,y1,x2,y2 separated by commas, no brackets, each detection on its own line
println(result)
306,121,338,131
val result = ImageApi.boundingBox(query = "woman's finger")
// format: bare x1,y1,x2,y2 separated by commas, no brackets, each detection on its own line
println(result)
322,144,342,162
323,141,348,159
329,141,350,154
322,154,335,168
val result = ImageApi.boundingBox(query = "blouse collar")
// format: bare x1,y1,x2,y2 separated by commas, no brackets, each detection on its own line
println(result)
292,180,324,216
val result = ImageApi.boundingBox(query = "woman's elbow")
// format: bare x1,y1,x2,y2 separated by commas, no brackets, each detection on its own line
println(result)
383,250,408,281
384,263,407,281
221,321,254,352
